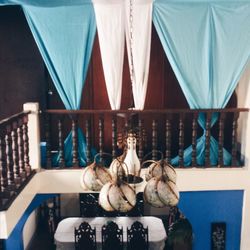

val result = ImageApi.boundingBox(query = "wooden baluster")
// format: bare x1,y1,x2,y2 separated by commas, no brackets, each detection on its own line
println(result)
152,120,158,161
45,114,52,169
98,117,104,163
111,116,117,159
17,118,25,179
178,113,184,167
191,113,198,167
23,116,31,175
5,125,15,191
218,112,225,167
71,117,79,167
165,114,172,164
58,118,65,168
11,121,20,185
205,113,211,167
138,118,143,162
85,118,91,164
231,112,239,166
0,136,8,193
0,137,2,195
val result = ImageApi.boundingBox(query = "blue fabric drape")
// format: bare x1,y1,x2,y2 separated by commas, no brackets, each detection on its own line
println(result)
0,0,92,7
153,1,250,166
22,3,96,166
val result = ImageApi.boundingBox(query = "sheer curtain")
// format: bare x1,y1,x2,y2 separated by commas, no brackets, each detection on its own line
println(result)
153,1,250,165
93,0,125,110
125,0,153,109
23,2,96,166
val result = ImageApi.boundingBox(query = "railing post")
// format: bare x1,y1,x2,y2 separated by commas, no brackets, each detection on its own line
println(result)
205,113,211,167
165,114,172,164
152,120,158,161
178,113,184,167
98,116,104,162
232,112,239,166
85,118,91,164
23,103,41,171
71,116,79,167
218,112,225,167
191,113,198,167
111,116,117,159
57,117,65,168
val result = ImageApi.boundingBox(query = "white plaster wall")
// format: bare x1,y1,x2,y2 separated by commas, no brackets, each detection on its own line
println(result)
236,62,250,250
23,210,37,250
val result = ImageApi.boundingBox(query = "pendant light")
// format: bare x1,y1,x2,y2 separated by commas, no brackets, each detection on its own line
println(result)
143,159,179,207
81,153,112,191
99,158,136,212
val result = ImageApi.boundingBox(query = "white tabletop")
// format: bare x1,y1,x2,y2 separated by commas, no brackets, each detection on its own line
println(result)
54,216,167,250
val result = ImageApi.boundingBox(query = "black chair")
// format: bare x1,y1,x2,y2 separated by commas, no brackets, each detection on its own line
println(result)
127,221,149,250
75,221,96,250
79,193,102,217
102,221,123,250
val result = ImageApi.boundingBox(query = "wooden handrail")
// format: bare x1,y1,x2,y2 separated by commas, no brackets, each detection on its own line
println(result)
44,108,249,115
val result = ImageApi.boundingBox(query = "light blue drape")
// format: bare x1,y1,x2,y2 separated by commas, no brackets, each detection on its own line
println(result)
153,1,250,166
0,0,92,7
20,2,96,166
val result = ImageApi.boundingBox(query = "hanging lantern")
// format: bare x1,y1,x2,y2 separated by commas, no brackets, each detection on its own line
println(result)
81,153,112,191
109,153,127,179
99,159,136,212
123,132,141,177
143,159,179,208
144,175,179,208
144,159,177,183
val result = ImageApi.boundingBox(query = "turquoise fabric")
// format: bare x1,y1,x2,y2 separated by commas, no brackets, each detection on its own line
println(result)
153,1,250,166
21,2,96,166
0,0,92,7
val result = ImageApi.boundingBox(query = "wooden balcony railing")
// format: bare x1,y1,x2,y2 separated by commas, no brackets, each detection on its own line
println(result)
0,111,33,211
42,108,249,169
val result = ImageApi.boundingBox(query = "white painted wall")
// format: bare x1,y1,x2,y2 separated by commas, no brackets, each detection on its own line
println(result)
23,210,37,250
236,62,250,250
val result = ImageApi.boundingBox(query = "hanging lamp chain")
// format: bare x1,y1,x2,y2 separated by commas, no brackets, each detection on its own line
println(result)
129,0,135,108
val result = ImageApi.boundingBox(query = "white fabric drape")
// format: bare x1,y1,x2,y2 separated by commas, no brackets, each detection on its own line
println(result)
93,0,125,110
125,0,153,110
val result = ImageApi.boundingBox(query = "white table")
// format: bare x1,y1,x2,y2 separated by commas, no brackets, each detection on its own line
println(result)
54,216,167,250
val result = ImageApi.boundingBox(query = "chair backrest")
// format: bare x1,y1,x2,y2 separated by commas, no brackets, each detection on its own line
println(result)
79,193,102,217
127,221,149,250
102,221,123,250
75,221,96,250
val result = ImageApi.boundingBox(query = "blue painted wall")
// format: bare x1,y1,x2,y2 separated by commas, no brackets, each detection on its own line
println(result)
3,194,57,250
2,191,244,250
178,190,244,250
